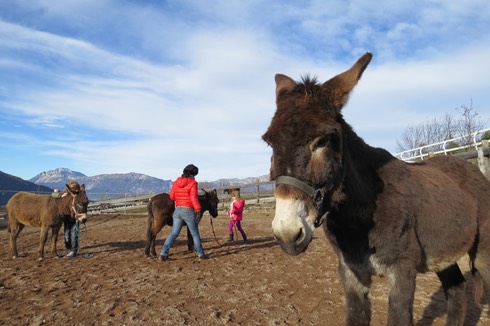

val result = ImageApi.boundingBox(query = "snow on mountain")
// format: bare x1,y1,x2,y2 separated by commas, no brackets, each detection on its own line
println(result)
30,168,86,185
30,168,170,200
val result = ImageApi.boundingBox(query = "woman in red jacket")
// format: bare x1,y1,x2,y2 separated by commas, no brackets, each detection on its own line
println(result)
227,193,248,242
160,164,208,261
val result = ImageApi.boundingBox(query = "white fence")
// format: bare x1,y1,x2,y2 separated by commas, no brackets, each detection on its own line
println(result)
86,181,275,214
394,128,490,161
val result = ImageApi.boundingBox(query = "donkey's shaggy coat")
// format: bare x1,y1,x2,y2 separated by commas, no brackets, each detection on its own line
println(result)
263,53,490,325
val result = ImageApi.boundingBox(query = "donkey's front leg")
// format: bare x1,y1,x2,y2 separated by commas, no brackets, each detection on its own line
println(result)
50,224,62,257
338,258,372,326
386,263,417,326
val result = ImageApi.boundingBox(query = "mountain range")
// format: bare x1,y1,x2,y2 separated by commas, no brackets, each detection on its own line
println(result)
0,168,270,205
29,168,172,200
0,171,54,206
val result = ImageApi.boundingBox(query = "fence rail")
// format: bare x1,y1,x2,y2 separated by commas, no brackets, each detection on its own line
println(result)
85,180,276,214
394,128,490,161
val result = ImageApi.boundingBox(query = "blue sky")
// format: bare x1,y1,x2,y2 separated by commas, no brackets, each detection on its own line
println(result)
1,0,489,182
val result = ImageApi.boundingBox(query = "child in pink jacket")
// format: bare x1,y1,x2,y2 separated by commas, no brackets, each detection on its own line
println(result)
227,194,248,242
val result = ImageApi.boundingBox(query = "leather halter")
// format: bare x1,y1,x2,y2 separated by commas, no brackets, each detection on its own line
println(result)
66,189,87,220
275,173,338,228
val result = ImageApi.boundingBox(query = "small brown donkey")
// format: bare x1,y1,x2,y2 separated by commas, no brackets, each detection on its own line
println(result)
7,182,89,260
145,189,219,257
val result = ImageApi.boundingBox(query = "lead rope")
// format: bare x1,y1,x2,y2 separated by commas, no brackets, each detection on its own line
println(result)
209,215,223,247
233,223,238,240
69,195,91,257
79,220,88,242
70,196,87,220
78,220,95,258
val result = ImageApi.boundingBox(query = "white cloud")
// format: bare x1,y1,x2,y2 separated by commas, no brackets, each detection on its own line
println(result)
1,1,489,180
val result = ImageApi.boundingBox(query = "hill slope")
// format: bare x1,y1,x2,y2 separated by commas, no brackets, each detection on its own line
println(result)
0,171,53,206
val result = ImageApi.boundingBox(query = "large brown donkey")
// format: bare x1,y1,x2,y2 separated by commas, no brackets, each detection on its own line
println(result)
145,189,219,257
7,182,89,260
262,52,490,325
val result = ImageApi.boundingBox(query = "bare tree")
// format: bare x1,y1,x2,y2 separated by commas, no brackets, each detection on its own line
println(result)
396,125,423,152
396,114,458,152
456,99,485,146
396,100,485,153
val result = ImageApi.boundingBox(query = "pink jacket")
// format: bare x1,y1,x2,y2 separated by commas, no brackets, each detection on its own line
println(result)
229,199,245,221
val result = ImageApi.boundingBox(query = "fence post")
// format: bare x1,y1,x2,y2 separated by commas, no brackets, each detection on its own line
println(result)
478,140,490,179
124,193,127,215
256,179,260,203
220,183,225,209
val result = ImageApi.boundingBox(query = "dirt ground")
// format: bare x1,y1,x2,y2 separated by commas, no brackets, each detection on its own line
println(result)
1,204,490,326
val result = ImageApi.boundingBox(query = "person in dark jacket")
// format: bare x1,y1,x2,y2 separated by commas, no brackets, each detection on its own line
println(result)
64,181,82,258
160,164,208,261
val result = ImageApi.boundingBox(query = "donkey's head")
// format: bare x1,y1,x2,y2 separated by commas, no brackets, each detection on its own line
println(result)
65,181,90,223
262,53,372,255
197,189,219,223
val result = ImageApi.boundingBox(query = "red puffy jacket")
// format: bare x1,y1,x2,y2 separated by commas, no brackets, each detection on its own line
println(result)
169,176,201,212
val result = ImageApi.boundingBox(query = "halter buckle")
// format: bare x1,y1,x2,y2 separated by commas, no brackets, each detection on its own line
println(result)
314,212,328,228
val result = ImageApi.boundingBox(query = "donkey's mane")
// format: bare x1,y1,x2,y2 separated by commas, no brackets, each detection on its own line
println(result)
286,74,340,115
299,74,319,87
297,75,321,97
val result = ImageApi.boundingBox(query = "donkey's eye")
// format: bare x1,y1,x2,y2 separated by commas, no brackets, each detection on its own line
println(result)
313,137,329,150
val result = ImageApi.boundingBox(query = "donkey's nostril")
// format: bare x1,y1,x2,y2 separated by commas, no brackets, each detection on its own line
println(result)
293,229,303,243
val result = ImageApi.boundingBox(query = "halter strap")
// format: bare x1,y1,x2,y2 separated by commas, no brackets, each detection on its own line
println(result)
275,172,339,228
66,189,87,220
275,176,316,197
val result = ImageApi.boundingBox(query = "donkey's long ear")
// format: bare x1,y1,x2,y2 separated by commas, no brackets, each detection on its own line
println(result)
65,183,74,195
322,52,372,110
275,74,296,97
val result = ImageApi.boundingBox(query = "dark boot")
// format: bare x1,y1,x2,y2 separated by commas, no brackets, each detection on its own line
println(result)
228,234,234,242
243,234,248,243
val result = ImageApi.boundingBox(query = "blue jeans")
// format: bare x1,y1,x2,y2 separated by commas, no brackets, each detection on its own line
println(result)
64,219,80,253
161,207,205,257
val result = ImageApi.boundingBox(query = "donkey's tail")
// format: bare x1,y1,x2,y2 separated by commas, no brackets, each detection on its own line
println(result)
470,259,485,308
6,213,10,233
469,231,488,308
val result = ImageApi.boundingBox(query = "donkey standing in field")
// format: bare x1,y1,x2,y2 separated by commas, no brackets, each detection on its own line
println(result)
145,189,219,257
7,182,89,260
262,52,490,325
